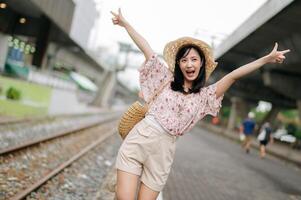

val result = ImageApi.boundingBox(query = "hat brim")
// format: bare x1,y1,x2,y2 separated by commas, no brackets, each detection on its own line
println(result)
163,37,217,81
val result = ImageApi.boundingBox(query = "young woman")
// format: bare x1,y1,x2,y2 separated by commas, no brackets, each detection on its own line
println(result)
258,122,274,158
111,8,290,200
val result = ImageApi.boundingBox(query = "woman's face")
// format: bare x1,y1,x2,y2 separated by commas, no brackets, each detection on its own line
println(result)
178,48,203,84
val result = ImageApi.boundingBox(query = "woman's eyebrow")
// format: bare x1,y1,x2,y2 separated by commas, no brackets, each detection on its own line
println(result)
190,56,200,59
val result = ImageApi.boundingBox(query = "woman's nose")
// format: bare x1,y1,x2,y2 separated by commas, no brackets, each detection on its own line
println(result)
187,60,193,67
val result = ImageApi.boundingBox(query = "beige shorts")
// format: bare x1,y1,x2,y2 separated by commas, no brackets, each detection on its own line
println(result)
115,118,177,192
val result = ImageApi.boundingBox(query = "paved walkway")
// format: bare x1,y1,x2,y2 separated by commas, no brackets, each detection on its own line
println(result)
200,122,301,167
98,122,301,200
163,125,301,200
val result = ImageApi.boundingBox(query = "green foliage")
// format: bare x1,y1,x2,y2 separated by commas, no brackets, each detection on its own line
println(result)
295,130,301,140
6,87,21,100
221,106,230,118
286,123,296,135
281,110,298,119
253,110,268,122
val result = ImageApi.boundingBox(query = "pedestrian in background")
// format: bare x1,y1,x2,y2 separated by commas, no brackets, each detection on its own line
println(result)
241,112,256,153
257,122,273,158
111,8,290,200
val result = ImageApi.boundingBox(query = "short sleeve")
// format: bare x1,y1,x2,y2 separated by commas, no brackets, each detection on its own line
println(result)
202,83,224,117
138,54,172,102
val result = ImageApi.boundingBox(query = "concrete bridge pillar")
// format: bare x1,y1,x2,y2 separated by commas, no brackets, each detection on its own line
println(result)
32,15,51,68
227,97,239,130
0,33,9,71
238,100,251,120
91,71,116,107
227,97,252,130
297,100,301,124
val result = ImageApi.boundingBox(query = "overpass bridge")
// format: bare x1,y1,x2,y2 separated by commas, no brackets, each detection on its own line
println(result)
211,0,301,129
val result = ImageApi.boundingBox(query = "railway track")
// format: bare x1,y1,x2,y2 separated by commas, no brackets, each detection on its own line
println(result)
0,112,122,200
0,111,121,154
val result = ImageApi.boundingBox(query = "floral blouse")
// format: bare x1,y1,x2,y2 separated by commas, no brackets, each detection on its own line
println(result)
139,54,224,136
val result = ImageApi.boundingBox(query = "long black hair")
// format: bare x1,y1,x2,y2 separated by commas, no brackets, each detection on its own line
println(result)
171,45,206,94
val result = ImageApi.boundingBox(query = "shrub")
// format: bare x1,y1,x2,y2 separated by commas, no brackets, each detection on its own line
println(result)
6,87,21,100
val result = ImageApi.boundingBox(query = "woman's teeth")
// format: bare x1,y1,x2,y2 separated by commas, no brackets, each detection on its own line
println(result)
186,71,195,76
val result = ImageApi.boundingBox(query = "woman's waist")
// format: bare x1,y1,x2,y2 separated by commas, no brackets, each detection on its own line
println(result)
143,115,178,141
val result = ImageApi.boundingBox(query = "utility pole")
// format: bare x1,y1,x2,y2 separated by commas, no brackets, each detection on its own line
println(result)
116,41,141,71
194,28,228,50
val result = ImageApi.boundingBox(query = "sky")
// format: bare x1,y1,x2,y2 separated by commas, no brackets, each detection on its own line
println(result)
92,0,267,91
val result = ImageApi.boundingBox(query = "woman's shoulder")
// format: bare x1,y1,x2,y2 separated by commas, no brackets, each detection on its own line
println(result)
139,54,171,72
199,83,218,94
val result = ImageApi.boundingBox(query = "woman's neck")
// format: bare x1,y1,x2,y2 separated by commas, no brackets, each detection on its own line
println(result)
183,82,192,90
183,83,192,93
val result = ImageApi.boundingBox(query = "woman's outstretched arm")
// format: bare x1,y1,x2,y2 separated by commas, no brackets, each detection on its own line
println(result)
215,43,290,98
111,8,154,60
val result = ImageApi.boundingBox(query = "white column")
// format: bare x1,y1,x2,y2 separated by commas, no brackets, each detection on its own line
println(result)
92,71,116,107
227,97,239,130
0,33,9,71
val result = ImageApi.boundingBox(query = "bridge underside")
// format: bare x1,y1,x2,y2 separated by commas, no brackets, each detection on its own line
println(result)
214,0,301,109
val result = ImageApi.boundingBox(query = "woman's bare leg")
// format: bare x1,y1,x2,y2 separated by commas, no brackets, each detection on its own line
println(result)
260,145,266,158
137,182,159,200
116,170,139,200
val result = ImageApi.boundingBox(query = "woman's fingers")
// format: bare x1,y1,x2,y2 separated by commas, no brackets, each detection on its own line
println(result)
112,18,119,24
269,43,290,64
276,55,284,62
111,9,124,26
111,8,122,17
111,10,120,25
273,42,278,52
280,49,290,54
276,58,283,63
110,11,118,17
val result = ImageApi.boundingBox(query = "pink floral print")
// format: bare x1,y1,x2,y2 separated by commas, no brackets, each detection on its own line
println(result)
139,54,223,136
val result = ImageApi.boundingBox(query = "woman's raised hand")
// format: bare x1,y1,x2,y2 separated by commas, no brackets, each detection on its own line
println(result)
111,8,127,27
266,42,290,64
110,8,154,60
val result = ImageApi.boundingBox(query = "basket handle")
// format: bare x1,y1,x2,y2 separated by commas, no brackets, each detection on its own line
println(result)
146,79,171,106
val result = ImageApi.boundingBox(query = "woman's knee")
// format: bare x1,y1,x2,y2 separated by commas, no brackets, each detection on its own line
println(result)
137,182,159,200
116,170,139,200
115,189,135,200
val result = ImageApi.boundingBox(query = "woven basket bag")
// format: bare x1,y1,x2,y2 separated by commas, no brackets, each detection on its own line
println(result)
118,101,148,139
118,80,170,140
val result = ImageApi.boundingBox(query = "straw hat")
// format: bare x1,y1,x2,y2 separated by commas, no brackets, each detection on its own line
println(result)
163,37,217,81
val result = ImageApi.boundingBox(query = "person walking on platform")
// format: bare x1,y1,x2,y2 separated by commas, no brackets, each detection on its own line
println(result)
110,8,290,200
257,122,273,158
240,112,256,154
